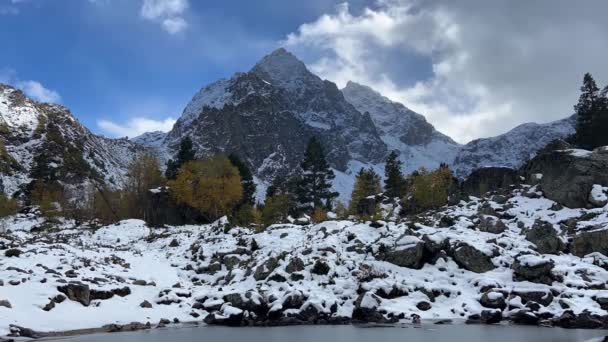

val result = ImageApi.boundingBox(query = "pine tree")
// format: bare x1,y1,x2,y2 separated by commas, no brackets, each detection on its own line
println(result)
573,73,601,150
597,85,608,148
349,168,382,213
165,137,196,180
228,153,257,205
384,151,405,198
297,137,338,211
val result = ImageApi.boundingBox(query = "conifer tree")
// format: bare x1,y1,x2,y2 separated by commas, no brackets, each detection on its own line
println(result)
228,153,257,205
573,73,601,150
384,151,405,198
297,137,338,211
165,137,196,180
349,167,382,213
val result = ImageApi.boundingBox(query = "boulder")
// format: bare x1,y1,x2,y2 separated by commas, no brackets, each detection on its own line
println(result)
253,257,279,280
525,220,565,254
461,167,519,197
480,310,502,324
512,290,554,307
589,185,608,207
204,305,245,326
4,249,22,258
522,147,608,208
480,291,506,310
285,257,305,274
416,301,431,311
510,309,539,325
0,299,11,308
571,229,608,257
451,243,495,273
57,283,91,306
311,259,330,275
352,292,387,323
553,310,606,329
380,240,425,269
512,255,555,285
140,300,152,308
478,216,507,234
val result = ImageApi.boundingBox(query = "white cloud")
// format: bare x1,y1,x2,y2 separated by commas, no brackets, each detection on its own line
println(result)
284,0,608,143
16,80,61,103
97,117,176,138
0,69,61,103
140,0,189,34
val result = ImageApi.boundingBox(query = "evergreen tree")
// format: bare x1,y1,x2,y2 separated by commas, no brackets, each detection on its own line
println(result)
384,151,405,198
349,168,382,213
597,85,608,148
228,153,257,205
165,137,196,180
124,152,165,221
573,73,601,150
297,137,338,211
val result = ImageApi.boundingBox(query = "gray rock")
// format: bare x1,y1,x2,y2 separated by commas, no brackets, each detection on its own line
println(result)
140,300,152,308
0,299,11,309
480,310,502,324
478,216,507,234
253,257,279,280
522,147,608,208
480,291,506,310
571,228,608,257
512,256,555,285
525,220,565,254
285,257,305,274
451,243,496,273
380,241,425,269
460,167,519,197
57,283,91,306
4,249,22,258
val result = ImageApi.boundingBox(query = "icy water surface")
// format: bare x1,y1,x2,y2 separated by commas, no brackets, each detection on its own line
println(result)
64,324,606,342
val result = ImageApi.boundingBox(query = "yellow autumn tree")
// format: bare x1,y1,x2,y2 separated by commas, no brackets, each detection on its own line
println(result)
168,156,242,221
124,152,165,220
411,164,454,210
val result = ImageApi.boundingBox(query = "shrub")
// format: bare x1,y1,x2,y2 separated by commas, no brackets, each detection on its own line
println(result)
311,207,327,223
0,192,19,218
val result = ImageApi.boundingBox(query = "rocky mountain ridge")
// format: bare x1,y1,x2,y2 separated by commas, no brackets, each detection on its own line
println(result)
0,84,145,198
0,49,577,202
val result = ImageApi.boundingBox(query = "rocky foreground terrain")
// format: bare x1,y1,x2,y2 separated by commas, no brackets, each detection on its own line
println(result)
2,146,608,338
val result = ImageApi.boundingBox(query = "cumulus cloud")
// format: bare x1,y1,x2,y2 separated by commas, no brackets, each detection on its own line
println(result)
284,0,608,143
0,69,61,103
97,117,176,138
140,0,189,34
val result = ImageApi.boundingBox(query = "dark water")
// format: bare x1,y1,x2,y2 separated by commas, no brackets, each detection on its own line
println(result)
62,324,606,342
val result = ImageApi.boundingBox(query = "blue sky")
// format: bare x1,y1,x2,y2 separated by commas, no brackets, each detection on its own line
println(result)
2,0,607,143
0,0,380,137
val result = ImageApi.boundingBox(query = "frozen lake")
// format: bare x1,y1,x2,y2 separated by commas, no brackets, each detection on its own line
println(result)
63,324,606,342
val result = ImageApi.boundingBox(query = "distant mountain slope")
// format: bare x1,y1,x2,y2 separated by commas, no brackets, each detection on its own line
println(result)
0,84,144,197
342,81,461,174
451,115,576,178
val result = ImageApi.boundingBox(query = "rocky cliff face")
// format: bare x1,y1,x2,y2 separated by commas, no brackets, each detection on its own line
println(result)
0,84,144,197
342,81,461,174
163,49,386,180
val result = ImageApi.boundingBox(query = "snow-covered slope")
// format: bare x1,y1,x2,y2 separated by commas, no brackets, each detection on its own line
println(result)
2,184,608,335
452,116,576,178
0,84,144,197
